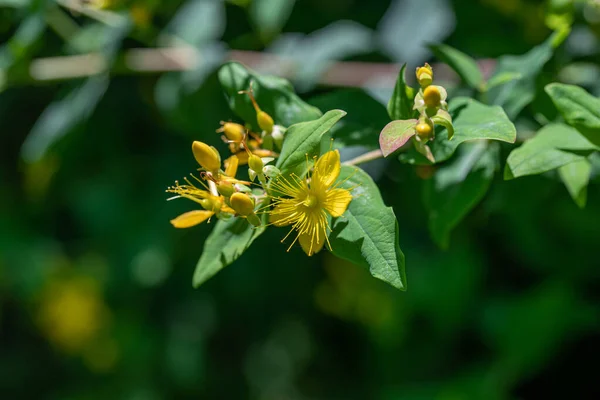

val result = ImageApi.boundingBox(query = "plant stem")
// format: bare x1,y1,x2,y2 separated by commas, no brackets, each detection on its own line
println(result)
342,149,384,166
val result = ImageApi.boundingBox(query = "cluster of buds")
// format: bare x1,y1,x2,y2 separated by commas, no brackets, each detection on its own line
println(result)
414,63,450,142
167,82,292,230
412,64,454,162
191,141,262,226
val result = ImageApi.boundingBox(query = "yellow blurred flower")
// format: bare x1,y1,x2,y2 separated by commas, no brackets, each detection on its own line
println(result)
37,276,110,355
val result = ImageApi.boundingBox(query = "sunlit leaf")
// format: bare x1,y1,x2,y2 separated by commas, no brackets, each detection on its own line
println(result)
545,83,600,146
559,159,591,209
276,110,346,175
504,123,598,179
329,166,406,290
193,217,265,288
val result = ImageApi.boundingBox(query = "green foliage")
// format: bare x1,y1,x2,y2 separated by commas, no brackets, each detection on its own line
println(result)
545,83,600,146
308,89,388,149
504,123,598,179
250,0,296,42
559,159,591,208
486,32,558,118
217,62,322,130
429,44,483,89
330,166,406,290
387,63,415,121
400,97,516,164
193,217,265,288
425,143,498,249
275,109,346,175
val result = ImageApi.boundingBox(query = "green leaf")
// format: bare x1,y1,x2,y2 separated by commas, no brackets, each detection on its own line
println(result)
193,217,265,288
504,123,598,179
431,109,454,140
250,0,296,42
329,166,406,291
545,83,600,146
20,77,109,163
558,159,591,208
400,97,516,165
387,63,415,121
486,33,556,119
276,109,346,174
218,62,322,130
379,119,417,157
425,142,498,249
308,89,389,149
429,44,483,89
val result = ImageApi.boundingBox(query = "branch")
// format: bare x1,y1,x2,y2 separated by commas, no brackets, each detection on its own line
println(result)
24,46,497,87
343,149,384,166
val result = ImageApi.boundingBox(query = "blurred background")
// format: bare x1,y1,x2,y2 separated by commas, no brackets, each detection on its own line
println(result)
1,0,600,398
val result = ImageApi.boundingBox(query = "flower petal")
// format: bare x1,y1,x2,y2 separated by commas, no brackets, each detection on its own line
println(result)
434,85,448,101
269,204,295,227
324,188,352,217
313,150,340,189
170,210,213,228
224,155,239,177
299,231,325,256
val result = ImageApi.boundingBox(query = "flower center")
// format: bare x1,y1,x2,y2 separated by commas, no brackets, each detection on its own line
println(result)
304,194,319,209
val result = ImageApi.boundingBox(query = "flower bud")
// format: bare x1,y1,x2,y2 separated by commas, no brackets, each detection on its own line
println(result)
192,141,221,172
416,64,434,87
248,154,264,172
217,181,235,197
230,192,255,216
199,198,213,210
219,122,245,142
416,116,434,141
257,111,274,133
416,122,433,140
423,86,442,108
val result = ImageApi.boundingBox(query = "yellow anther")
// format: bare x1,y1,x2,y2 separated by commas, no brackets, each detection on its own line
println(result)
229,192,255,216
192,141,221,172
423,86,442,108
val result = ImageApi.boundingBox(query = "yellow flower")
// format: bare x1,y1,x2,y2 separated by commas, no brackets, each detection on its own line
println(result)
166,176,235,228
269,150,353,256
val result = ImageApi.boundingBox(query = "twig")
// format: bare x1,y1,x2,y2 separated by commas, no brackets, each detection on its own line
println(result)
343,149,384,166
22,46,497,87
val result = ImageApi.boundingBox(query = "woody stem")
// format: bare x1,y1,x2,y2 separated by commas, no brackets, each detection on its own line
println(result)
342,149,384,166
